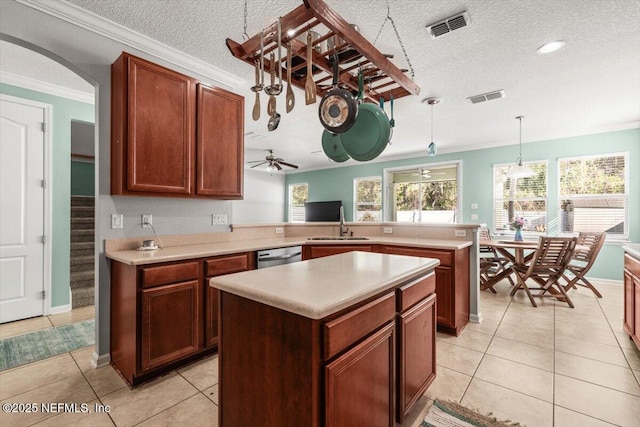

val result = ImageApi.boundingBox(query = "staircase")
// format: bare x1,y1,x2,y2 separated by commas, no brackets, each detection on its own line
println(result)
70,196,95,308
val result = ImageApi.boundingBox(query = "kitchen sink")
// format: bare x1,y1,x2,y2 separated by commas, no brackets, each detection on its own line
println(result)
307,237,369,240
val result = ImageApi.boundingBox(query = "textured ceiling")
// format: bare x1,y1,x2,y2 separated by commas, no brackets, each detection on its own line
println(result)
9,0,640,171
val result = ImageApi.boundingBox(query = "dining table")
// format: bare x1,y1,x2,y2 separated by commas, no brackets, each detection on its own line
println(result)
479,239,539,291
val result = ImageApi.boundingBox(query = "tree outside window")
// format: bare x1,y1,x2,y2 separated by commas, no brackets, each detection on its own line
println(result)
289,183,308,223
354,177,382,222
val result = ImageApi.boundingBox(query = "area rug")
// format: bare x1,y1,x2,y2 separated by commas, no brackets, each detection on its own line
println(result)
0,319,94,371
422,399,523,427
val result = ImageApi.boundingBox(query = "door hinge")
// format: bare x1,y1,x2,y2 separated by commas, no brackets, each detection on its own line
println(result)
41,290,46,299
41,122,46,132
41,179,47,189
41,235,47,244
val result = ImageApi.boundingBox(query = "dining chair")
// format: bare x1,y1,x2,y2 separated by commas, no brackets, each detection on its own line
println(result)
561,232,606,298
479,227,515,290
510,236,578,307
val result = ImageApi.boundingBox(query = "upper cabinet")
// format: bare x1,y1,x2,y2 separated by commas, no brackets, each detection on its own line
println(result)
111,52,244,199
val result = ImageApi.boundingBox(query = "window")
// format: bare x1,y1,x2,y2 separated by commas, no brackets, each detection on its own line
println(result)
353,177,382,222
559,153,628,238
494,161,548,234
288,183,308,223
385,163,460,223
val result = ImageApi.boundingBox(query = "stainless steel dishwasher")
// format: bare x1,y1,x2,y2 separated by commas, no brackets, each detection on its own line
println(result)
257,246,302,269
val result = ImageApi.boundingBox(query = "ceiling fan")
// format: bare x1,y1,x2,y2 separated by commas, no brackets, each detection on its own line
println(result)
247,149,299,172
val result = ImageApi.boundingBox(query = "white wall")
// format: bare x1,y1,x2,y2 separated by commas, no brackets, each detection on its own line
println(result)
232,169,285,224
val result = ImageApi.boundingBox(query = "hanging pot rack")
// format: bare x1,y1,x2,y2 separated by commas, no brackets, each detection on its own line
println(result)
226,0,421,104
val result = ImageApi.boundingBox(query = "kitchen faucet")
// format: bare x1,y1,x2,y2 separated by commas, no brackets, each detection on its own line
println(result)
339,206,348,237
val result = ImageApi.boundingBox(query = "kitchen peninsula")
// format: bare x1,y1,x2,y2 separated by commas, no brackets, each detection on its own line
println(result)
210,251,440,426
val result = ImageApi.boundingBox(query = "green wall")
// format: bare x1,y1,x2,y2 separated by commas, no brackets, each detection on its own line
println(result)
71,161,95,196
1,83,95,308
286,128,640,281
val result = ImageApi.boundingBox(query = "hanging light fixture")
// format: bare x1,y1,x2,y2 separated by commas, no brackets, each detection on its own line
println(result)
506,116,535,178
423,97,440,157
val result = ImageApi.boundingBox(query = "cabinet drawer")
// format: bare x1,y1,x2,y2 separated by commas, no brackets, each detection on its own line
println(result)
206,253,251,277
625,254,640,278
397,273,436,312
141,262,200,288
385,246,452,267
324,292,395,360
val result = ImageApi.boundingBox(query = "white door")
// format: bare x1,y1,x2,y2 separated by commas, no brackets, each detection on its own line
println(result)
0,96,46,323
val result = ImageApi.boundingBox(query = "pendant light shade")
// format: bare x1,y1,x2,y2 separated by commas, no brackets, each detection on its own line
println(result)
423,97,440,157
507,116,535,179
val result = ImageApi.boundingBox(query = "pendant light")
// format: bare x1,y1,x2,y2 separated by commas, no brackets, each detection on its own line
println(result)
423,97,440,157
506,116,535,178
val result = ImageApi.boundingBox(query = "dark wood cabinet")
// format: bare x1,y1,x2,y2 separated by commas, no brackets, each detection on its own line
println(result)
303,244,372,259
111,52,243,199
110,251,255,385
624,254,640,350
383,245,469,336
196,85,244,198
325,322,395,427
141,280,202,371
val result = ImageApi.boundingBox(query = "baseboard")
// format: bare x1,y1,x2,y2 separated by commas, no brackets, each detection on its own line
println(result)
588,277,623,286
50,304,71,315
469,313,482,323
92,351,110,369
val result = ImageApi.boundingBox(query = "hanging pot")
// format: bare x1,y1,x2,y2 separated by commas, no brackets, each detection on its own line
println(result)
318,53,358,134
321,130,350,162
340,72,391,161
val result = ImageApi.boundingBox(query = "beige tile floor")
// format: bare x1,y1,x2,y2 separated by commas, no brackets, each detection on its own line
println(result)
0,305,95,339
1,281,639,426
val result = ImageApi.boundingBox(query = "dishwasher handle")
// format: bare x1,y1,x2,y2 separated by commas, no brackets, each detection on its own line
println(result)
258,251,301,262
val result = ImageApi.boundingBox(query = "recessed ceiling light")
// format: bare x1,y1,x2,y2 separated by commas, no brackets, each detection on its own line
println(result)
537,40,566,54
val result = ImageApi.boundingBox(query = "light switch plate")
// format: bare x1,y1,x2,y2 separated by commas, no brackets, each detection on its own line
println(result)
471,203,478,209
275,227,284,234
383,227,393,234
454,229,467,237
111,214,123,229
471,214,479,220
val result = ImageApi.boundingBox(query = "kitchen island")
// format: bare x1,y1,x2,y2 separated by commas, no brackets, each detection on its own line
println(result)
210,251,440,426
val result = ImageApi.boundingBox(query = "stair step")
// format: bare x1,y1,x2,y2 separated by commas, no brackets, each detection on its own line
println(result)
71,270,94,283
71,217,94,225
71,248,95,257
71,279,94,290
71,286,94,309
71,234,93,243
71,207,94,218
71,255,94,265
71,196,95,207
71,241,94,250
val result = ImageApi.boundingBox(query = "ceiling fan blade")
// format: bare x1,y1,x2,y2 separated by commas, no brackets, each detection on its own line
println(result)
247,160,267,163
278,161,299,169
250,161,267,168
275,163,283,171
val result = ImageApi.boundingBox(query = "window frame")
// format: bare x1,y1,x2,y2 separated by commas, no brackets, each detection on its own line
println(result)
353,176,383,222
556,152,629,241
382,160,463,223
288,182,308,223
492,160,549,236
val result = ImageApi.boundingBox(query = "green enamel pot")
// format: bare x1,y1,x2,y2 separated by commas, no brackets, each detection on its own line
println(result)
340,102,391,161
322,130,350,162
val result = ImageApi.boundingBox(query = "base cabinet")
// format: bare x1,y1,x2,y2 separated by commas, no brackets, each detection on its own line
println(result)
303,245,372,259
111,252,255,385
625,254,640,350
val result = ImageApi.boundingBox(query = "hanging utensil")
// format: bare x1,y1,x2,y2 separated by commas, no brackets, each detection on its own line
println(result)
285,43,295,113
304,31,317,105
266,53,276,117
268,109,281,131
389,94,395,128
251,60,262,121
318,53,358,134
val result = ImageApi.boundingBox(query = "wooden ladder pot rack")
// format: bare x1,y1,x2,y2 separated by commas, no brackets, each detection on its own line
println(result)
226,0,421,104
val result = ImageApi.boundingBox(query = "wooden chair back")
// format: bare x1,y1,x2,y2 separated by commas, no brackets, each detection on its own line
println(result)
572,232,605,266
527,237,577,277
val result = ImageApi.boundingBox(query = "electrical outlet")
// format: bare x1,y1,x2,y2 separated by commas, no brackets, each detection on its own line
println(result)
212,214,228,225
454,229,467,237
383,227,393,234
471,203,478,210
219,213,227,224
141,214,152,228
111,214,123,229
471,214,479,221
275,227,283,234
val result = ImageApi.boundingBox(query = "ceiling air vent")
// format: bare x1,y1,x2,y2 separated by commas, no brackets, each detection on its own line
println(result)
426,11,471,39
467,90,505,104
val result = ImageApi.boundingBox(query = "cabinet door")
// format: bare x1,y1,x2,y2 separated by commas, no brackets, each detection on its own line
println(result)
634,278,640,348
398,294,436,422
308,245,372,259
126,55,196,194
624,271,635,337
141,280,202,371
325,322,395,427
205,286,219,348
196,84,244,198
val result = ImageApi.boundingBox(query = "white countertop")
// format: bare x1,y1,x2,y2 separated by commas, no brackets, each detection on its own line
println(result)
623,244,640,260
209,251,440,319
106,236,472,266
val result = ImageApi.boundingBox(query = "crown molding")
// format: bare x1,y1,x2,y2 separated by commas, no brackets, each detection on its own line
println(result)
0,71,95,104
14,0,245,90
